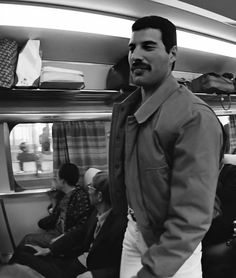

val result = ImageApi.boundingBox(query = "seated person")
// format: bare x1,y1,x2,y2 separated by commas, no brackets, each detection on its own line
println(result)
9,171,127,278
17,142,42,174
20,163,92,248
202,161,236,278
83,168,101,187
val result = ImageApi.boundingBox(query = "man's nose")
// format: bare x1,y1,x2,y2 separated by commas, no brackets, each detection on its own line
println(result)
130,46,144,61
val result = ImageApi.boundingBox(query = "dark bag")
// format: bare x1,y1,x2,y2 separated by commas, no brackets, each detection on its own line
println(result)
106,55,136,93
0,38,18,88
38,189,64,230
191,72,235,94
38,214,58,231
106,55,130,90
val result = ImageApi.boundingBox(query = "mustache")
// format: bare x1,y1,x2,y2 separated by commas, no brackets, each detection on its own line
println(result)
131,61,150,71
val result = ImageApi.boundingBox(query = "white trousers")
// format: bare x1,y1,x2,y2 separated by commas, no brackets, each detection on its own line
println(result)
120,215,202,278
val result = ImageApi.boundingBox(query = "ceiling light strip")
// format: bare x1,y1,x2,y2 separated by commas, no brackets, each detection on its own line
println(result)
0,3,236,58
0,3,133,37
177,30,236,58
150,0,236,25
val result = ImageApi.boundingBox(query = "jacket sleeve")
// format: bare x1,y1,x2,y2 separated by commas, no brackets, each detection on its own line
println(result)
49,221,87,257
91,267,119,278
138,106,225,277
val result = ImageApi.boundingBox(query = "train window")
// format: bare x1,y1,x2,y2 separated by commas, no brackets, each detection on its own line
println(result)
10,123,53,190
9,120,111,191
218,116,229,126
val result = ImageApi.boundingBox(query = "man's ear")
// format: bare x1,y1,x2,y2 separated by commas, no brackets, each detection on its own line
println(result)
169,45,177,64
97,191,103,203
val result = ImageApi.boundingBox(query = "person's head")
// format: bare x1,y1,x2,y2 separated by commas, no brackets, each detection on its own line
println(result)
84,168,101,187
87,171,111,208
55,163,79,191
19,142,29,152
128,15,177,89
42,126,49,135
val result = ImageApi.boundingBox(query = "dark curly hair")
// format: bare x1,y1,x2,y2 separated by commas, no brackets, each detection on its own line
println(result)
58,163,79,187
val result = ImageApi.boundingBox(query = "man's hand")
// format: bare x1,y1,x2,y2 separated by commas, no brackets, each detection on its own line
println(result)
25,244,51,256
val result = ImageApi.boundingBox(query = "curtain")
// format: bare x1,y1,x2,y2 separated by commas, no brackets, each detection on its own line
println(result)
52,121,109,184
229,115,236,154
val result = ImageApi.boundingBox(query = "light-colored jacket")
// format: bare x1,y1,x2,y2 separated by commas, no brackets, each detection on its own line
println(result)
109,75,225,278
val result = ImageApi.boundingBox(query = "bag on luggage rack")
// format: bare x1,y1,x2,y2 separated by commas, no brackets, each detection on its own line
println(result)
191,72,236,94
0,38,18,88
15,39,42,88
106,55,136,92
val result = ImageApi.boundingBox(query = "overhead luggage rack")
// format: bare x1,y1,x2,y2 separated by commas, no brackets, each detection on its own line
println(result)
1,88,121,101
0,88,122,122
195,92,236,114
0,88,121,109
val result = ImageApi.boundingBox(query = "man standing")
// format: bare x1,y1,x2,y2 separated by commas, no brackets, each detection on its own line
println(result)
39,126,51,153
109,16,225,278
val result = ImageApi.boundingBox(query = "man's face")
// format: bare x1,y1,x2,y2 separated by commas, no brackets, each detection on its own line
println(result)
54,173,63,191
21,143,29,152
128,28,176,88
87,182,99,206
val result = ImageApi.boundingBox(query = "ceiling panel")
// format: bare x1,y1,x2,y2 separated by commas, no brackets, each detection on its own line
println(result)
0,26,129,64
6,0,236,41
180,0,236,21
1,0,236,74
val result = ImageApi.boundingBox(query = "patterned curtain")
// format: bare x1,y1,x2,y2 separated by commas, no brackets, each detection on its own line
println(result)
229,115,236,154
52,121,109,184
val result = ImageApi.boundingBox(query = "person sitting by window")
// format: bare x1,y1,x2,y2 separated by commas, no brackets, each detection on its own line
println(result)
19,163,93,248
83,167,101,187
9,171,127,278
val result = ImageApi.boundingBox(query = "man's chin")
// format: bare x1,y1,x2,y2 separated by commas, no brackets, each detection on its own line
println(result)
132,77,145,86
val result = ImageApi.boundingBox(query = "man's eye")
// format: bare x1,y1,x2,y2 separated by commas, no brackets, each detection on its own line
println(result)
143,45,155,51
129,46,135,52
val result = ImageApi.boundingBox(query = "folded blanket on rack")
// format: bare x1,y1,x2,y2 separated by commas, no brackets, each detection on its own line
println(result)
40,66,85,89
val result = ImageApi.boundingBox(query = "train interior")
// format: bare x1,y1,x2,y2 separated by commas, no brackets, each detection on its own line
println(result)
0,0,236,276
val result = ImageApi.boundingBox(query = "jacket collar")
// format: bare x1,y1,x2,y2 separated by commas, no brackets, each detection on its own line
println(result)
134,74,179,124
88,209,114,250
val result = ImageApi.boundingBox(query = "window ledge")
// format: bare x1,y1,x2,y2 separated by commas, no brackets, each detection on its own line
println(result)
0,188,50,198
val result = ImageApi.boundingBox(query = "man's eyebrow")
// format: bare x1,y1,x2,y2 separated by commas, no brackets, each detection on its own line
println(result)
129,40,156,45
142,40,157,45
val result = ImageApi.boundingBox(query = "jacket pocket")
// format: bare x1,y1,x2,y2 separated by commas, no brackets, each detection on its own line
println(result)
142,166,170,226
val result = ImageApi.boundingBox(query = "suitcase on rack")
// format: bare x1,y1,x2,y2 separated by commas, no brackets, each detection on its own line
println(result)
191,72,235,94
